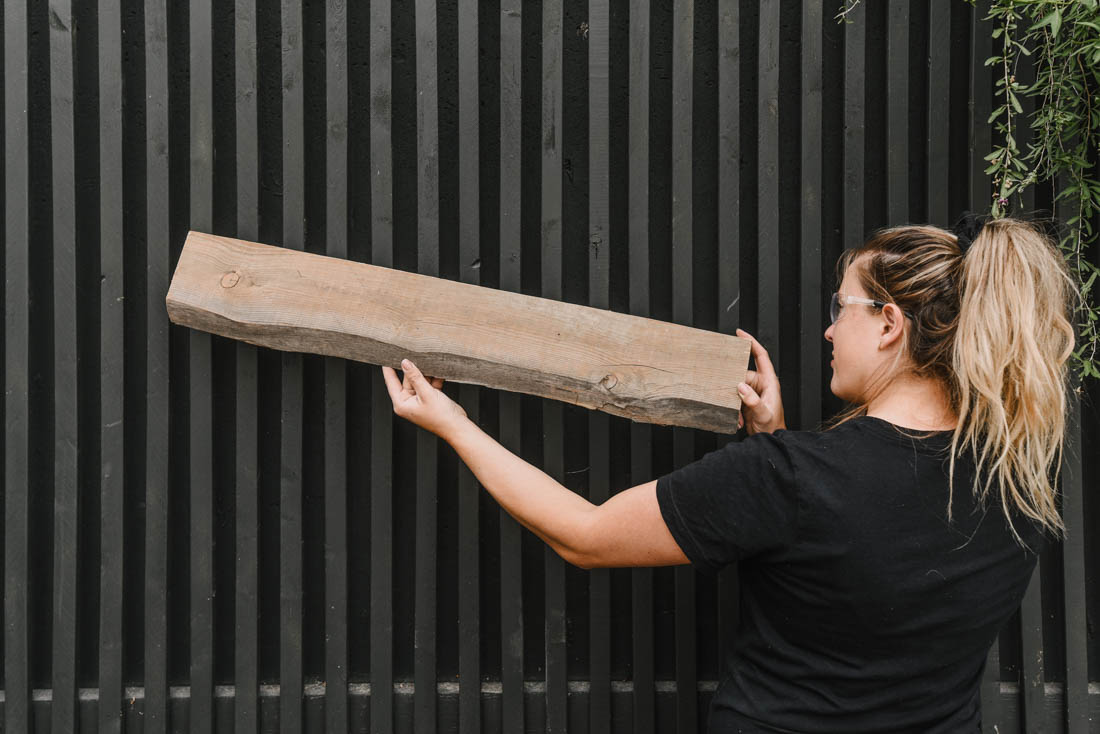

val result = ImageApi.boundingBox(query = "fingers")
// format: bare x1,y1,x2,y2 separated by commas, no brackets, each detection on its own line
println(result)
400,358,436,395
737,380,763,410
736,328,778,380
381,365,405,403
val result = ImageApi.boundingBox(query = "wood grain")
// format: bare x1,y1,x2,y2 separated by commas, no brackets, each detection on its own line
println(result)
166,231,749,433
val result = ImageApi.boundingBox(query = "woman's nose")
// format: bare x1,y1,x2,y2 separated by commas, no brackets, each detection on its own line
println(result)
824,323,834,342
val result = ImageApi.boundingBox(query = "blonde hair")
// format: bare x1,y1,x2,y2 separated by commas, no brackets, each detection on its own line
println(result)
827,218,1078,542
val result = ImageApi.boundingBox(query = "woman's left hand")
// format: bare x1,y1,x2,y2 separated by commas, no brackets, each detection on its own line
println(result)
382,358,469,440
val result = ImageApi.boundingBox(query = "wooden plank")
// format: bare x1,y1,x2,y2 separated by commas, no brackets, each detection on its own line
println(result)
414,2,440,732
145,0,172,728
189,0,216,730
456,0,481,731
588,3,612,733
758,0,779,363
281,1,305,731
4,0,31,728
717,0,739,336
50,1,80,730
498,4,525,730
167,232,750,432
542,2,567,731
843,2,865,249
799,0,822,432
886,0,908,223
672,1,696,731
325,1,350,732
98,0,126,730
234,0,261,731
1018,570,1045,733
369,4,394,732
926,3,950,225
628,4,654,729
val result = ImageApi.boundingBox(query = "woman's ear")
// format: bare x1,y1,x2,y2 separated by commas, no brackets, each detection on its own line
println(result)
879,304,906,350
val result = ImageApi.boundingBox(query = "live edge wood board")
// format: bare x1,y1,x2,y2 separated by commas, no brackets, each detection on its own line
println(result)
166,231,750,433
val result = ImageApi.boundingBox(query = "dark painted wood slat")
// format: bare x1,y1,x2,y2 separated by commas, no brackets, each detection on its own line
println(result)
799,0,822,433
414,2,440,732
281,1,306,731
144,0,172,728
542,2,567,731
843,2,865,249
717,0,739,336
628,5,654,728
757,0,780,364
887,0,909,223
369,3,394,732
498,4,524,720
1018,570,1045,733
325,2,350,732
4,0,31,728
190,0,216,730
926,3,950,225
587,3,612,733
671,1,697,730
98,0,126,730
50,1,79,730
456,0,481,730
1061,345,1088,731
969,0,993,214
234,0,261,731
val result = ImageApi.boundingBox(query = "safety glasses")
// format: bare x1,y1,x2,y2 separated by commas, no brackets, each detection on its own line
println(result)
829,292,913,324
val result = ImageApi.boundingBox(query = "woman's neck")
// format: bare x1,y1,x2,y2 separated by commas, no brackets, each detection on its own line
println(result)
864,374,957,431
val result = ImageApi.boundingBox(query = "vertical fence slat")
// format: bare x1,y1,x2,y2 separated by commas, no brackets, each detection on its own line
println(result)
587,2,612,732
627,5,654,728
969,0,993,215
887,0,909,223
456,0,481,730
189,0,216,729
49,0,79,729
926,5,950,225
234,0,261,730
369,2,395,731
671,1,697,731
4,0,31,728
715,0,742,689
144,0,172,728
325,1,350,731
843,3,865,249
414,1,440,732
498,3,525,730
1061,319,1089,730
281,0,306,730
799,0,822,432
758,0,780,363
541,2,567,731
97,0,126,729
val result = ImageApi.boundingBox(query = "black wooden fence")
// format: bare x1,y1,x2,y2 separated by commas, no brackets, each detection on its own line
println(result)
2,0,1097,732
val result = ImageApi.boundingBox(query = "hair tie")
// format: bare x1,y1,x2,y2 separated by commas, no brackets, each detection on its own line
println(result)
951,211,990,255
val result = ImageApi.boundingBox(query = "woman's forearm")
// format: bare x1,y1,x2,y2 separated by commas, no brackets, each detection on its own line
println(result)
445,416,596,565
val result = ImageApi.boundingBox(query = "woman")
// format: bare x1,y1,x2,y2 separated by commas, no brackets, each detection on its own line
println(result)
382,215,1077,732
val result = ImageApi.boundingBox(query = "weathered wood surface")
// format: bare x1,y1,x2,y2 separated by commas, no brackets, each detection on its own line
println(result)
166,231,749,433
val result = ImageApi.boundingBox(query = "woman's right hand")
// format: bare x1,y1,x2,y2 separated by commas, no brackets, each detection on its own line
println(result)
736,329,786,435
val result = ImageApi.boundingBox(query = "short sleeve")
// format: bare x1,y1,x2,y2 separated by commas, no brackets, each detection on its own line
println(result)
655,430,800,574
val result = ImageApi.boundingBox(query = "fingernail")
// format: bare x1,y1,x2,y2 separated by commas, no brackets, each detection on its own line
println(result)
401,358,410,368
737,383,747,394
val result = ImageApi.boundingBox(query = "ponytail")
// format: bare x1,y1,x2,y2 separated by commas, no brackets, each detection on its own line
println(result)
949,217,1077,541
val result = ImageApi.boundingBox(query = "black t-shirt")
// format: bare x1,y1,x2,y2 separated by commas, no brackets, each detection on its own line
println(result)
656,415,1043,733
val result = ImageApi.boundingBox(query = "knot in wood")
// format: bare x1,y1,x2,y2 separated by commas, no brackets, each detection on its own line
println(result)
599,373,618,391
221,270,241,288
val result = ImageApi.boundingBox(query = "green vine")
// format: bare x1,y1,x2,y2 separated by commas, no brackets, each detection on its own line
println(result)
837,0,1100,380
